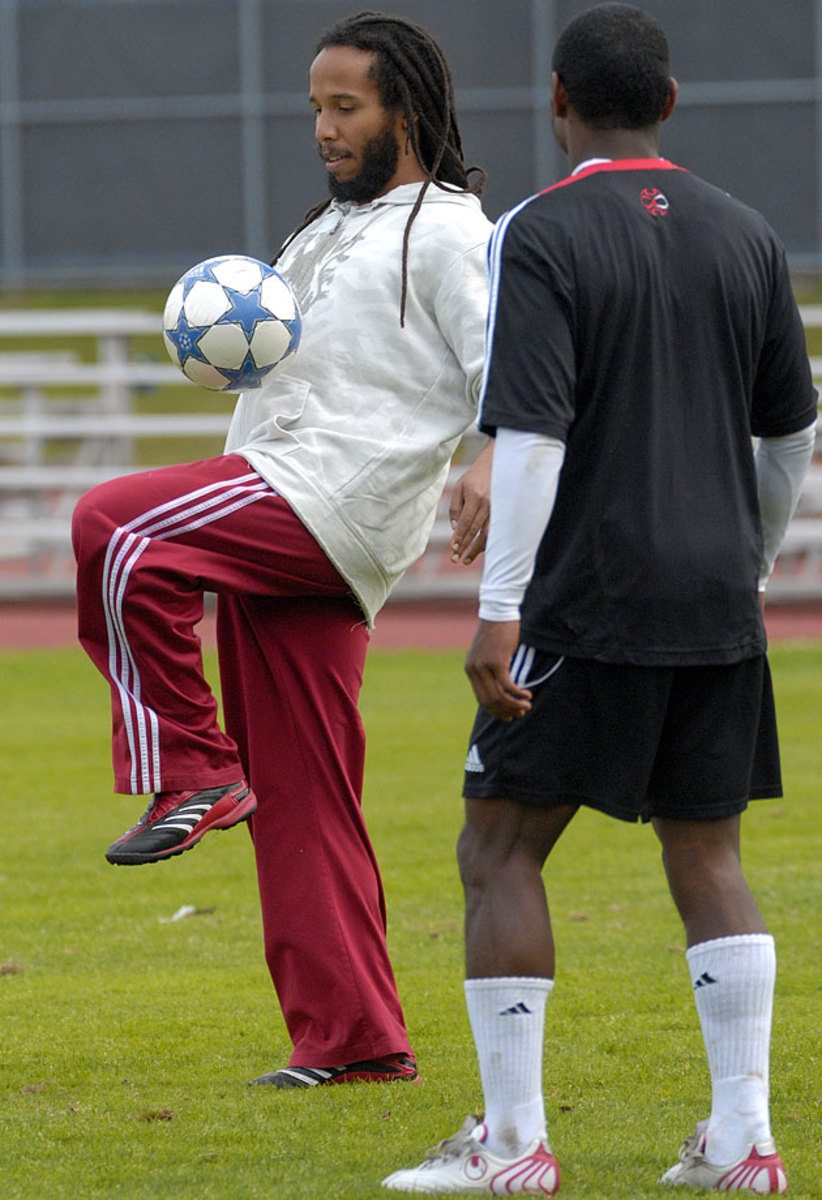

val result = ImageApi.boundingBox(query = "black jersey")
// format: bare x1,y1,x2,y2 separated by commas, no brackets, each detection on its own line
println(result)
480,159,818,666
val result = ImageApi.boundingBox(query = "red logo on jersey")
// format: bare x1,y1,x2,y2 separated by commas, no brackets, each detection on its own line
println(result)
640,187,669,217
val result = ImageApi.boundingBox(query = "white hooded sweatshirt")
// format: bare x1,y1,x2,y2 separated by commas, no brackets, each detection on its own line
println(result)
225,181,492,624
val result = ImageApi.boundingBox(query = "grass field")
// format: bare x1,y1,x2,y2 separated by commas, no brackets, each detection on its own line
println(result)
0,642,819,1198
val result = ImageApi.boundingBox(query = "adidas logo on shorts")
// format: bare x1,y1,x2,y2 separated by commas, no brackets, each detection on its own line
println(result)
464,744,485,773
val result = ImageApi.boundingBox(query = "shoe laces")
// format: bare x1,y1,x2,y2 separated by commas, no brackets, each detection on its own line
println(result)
137,790,186,827
678,1119,710,1164
426,1116,485,1163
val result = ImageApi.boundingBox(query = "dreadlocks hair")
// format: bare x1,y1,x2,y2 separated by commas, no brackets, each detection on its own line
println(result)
271,10,486,326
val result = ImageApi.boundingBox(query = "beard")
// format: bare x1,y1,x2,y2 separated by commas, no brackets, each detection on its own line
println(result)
325,121,400,203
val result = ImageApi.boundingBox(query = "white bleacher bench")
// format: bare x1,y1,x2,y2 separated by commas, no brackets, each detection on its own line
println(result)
1,307,822,602
0,310,235,596
0,309,162,338
779,517,822,550
0,350,79,371
0,465,149,489
767,518,822,599
0,413,230,439
0,360,184,388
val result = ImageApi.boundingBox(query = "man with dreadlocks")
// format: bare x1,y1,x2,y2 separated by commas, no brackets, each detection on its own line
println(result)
72,11,493,1086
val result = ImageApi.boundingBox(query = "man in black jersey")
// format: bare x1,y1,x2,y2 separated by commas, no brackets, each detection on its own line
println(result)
383,5,816,1195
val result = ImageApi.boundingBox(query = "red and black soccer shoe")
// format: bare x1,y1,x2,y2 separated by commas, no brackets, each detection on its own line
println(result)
105,780,257,865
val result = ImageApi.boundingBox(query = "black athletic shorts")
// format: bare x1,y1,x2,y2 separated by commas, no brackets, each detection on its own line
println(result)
462,649,782,822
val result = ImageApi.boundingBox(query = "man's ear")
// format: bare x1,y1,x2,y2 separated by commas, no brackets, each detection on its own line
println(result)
551,71,568,119
401,110,419,152
661,78,678,123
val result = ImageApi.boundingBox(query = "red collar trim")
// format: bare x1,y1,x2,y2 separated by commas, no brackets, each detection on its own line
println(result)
542,158,686,195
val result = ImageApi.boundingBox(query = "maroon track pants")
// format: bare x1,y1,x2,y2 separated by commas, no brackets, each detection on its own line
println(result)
72,455,410,1066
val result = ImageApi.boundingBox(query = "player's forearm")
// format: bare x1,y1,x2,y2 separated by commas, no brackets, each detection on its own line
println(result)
755,420,816,588
478,427,566,621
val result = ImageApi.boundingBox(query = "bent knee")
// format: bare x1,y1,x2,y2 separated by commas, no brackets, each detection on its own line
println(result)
71,476,142,560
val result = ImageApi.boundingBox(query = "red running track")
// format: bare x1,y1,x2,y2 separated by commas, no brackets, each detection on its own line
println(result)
1,598,822,651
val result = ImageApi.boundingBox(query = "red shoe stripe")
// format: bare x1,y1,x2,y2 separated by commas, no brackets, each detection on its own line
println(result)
719,1150,787,1194
159,787,256,853
488,1146,559,1196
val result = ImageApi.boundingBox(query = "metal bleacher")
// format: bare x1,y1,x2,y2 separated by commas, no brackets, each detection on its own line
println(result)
0,309,233,598
0,307,820,603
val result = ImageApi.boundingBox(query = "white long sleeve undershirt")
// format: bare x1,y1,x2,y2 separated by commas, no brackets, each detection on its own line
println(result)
478,419,817,621
478,427,566,622
755,420,817,589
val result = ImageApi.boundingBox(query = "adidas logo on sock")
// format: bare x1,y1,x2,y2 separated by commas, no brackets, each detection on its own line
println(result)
465,744,485,773
499,1002,533,1016
693,971,718,989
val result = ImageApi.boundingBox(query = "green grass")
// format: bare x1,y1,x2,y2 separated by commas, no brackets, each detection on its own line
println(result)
0,643,819,1198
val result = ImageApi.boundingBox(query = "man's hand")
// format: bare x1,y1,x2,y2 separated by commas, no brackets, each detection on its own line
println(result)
465,618,532,721
449,442,493,565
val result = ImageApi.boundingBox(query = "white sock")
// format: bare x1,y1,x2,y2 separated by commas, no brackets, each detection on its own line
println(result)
464,976,553,1159
686,934,776,1164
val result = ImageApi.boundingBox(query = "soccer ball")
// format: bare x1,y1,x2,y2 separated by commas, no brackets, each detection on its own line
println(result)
162,254,301,391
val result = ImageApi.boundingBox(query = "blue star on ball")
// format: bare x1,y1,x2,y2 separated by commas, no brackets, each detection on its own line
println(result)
227,354,282,389
217,285,277,340
167,307,211,365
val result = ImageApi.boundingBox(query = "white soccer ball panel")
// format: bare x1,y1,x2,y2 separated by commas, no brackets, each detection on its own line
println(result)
260,273,298,321
183,280,232,327
250,320,293,368
163,282,185,330
198,323,251,370
211,256,265,293
183,357,233,390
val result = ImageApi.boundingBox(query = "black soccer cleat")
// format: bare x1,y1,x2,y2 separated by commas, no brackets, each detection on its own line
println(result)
249,1052,419,1088
105,780,257,865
